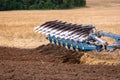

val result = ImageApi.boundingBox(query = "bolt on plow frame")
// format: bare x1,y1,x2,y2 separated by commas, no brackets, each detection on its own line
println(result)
34,20,120,52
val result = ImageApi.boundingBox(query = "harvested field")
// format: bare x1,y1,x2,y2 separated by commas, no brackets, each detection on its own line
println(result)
0,0,120,48
0,0,120,80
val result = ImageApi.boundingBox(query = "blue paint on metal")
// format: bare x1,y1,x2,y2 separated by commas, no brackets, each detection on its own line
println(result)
46,35,96,51
48,35,52,43
67,40,72,50
72,41,77,51
83,45,96,51
77,42,83,51
53,36,57,44
61,38,66,47
57,37,61,46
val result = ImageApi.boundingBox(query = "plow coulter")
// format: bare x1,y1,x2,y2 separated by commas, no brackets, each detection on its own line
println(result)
34,20,120,52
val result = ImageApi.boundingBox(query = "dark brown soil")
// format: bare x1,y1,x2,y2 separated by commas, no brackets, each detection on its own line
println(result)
0,44,120,80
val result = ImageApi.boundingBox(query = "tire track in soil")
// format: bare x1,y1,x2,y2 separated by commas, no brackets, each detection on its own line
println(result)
0,44,120,80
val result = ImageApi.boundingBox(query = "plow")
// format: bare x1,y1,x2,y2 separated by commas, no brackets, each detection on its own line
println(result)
34,20,120,52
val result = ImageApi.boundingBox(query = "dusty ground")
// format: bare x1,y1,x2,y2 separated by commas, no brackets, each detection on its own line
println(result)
0,44,120,80
0,0,120,80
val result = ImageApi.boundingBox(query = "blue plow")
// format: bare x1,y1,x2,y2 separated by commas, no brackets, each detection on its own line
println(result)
34,20,120,52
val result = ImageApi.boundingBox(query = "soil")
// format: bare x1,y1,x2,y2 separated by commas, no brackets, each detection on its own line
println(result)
0,44,120,80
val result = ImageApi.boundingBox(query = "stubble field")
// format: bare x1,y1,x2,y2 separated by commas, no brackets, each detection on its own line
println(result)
0,0,120,80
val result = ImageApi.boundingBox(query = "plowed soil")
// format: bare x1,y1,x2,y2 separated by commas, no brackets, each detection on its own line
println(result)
0,44,120,80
